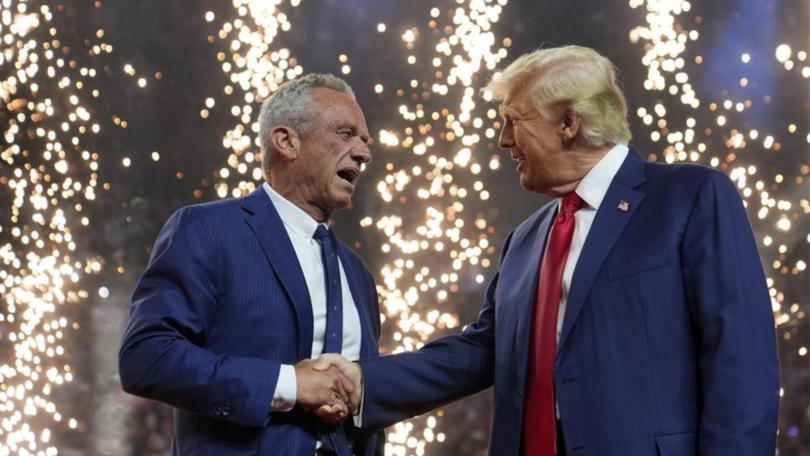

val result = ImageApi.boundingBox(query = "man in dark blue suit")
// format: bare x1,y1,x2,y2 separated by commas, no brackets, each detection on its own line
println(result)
119,74,382,455
318,46,780,455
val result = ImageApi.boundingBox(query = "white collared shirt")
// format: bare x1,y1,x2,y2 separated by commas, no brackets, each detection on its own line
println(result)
556,143,629,344
552,143,628,419
263,182,363,413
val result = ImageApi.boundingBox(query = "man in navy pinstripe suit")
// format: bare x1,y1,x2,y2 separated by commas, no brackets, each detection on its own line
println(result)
119,74,383,455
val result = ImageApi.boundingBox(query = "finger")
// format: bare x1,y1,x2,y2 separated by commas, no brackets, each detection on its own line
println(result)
337,370,355,395
332,401,348,423
348,390,361,415
312,354,338,371
315,403,347,425
333,373,350,404
315,404,336,417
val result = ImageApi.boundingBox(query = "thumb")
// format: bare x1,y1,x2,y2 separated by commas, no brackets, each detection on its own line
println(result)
312,354,336,371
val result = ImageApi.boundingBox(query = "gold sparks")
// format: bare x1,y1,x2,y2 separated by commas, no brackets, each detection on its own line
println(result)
1,0,98,453
204,0,304,199
368,1,509,453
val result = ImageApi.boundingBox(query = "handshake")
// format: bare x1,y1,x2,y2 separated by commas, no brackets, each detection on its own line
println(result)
294,354,363,424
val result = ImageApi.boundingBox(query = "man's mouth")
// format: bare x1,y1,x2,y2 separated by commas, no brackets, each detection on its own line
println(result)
512,153,526,170
337,167,360,186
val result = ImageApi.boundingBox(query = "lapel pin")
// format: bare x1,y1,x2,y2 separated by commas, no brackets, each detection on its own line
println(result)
617,199,630,212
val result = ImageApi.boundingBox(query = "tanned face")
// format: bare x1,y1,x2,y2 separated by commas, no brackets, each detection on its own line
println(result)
273,87,372,221
498,84,598,197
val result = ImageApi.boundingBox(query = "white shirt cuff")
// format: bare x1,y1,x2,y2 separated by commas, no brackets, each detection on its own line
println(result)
271,364,297,412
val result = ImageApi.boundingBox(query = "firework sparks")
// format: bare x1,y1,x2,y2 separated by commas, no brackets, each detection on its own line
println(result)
0,0,113,453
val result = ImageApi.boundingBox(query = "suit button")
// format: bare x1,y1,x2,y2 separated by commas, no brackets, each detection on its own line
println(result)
518,391,524,400
222,405,230,416
213,407,222,415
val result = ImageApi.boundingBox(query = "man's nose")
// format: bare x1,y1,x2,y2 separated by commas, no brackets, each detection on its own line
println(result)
498,124,515,149
352,142,372,165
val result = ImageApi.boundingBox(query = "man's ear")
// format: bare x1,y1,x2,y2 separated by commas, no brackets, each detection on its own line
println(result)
559,109,582,144
269,125,300,162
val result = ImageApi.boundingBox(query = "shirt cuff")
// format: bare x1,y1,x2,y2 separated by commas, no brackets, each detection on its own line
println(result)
352,363,364,427
271,364,297,412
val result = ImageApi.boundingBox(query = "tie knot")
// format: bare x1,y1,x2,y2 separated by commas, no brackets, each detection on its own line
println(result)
313,224,332,241
561,192,585,215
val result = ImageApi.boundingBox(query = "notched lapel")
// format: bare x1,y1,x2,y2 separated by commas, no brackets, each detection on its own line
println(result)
241,188,314,359
509,205,556,385
557,150,647,354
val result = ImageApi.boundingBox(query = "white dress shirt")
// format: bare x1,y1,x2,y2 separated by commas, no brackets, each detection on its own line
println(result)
551,143,628,418
263,182,363,413
556,143,629,344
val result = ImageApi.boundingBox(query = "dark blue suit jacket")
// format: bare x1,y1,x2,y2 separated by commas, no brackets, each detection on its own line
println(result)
359,150,779,455
119,188,383,455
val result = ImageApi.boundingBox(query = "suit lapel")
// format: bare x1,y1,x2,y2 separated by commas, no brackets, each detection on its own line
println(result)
512,206,556,383
241,188,314,359
557,150,647,353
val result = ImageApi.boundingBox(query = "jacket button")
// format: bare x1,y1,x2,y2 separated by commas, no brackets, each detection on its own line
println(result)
518,391,524,400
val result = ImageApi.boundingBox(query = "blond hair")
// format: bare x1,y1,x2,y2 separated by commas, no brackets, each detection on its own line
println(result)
485,45,631,146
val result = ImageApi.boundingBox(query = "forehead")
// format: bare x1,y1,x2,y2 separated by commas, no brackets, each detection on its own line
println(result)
500,83,537,115
311,87,367,128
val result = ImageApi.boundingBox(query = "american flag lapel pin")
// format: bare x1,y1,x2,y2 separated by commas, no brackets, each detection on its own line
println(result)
617,199,630,212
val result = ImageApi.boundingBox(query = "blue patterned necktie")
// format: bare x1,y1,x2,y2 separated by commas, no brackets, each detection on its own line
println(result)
314,225,343,354
313,225,350,455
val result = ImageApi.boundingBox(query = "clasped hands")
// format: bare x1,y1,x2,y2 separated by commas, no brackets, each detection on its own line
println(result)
294,354,363,424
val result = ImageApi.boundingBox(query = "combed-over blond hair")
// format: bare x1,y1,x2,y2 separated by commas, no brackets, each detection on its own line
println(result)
485,45,631,146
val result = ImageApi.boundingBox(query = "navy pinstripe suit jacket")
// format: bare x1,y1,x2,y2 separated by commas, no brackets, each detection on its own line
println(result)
119,188,383,455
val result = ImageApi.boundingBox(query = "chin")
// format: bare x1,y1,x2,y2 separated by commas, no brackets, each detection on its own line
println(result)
519,174,537,192
520,176,553,196
329,193,353,211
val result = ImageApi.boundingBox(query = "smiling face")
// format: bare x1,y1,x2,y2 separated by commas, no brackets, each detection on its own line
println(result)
498,84,592,197
279,87,371,221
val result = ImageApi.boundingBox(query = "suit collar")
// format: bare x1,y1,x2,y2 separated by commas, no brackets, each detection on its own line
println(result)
241,188,314,359
262,182,326,241
556,147,647,353
242,188,377,358
574,143,629,211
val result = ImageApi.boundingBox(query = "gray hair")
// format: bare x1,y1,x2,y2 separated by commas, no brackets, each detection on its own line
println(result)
258,73,356,173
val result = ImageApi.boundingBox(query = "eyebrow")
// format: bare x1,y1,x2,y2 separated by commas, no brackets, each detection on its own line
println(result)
336,124,371,144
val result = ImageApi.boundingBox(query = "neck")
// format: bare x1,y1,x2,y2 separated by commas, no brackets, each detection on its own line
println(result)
266,175,331,223
544,143,614,198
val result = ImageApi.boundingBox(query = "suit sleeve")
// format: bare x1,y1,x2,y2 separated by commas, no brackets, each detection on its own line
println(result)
681,171,780,454
357,232,514,430
118,206,279,428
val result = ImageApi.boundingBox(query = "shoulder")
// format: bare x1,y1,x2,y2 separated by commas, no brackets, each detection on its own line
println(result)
167,196,245,224
643,157,739,191
638,158,743,222
158,197,247,244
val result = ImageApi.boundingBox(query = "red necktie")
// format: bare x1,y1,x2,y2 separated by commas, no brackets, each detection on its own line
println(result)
524,192,585,455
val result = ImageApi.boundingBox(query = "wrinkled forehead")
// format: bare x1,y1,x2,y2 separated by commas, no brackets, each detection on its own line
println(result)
311,88,367,126
499,82,538,116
